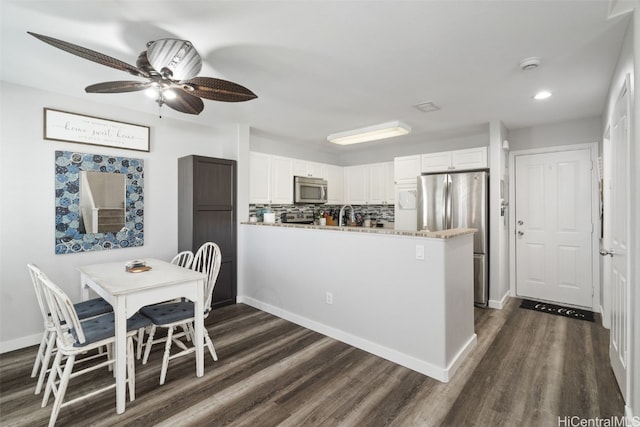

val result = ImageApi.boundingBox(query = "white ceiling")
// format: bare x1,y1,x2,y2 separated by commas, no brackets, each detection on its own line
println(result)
0,1,631,152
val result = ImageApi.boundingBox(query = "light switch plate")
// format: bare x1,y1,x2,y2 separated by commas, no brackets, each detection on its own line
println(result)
415,245,425,260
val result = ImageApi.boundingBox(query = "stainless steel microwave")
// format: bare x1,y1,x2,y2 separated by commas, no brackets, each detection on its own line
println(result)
294,176,327,204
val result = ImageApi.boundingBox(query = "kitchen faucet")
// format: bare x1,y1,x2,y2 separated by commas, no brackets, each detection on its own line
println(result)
339,204,355,227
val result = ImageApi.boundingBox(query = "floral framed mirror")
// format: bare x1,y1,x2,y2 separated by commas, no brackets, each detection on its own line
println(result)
54,150,144,253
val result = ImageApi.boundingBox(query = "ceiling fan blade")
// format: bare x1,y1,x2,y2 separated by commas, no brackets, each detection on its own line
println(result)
183,77,258,102
28,31,149,78
86,81,152,94
164,90,204,115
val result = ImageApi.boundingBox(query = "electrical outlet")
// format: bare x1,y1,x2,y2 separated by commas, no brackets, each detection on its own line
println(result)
326,292,333,305
415,245,425,260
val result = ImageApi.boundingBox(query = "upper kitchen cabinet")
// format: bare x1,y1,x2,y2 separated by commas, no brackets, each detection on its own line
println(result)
249,152,293,204
368,162,395,204
345,162,394,205
394,155,421,183
249,152,270,203
344,165,368,205
325,164,344,204
292,159,325,178
421,147,488,173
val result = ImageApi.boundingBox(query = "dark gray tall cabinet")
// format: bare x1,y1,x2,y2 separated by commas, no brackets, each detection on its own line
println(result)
178,155,237,308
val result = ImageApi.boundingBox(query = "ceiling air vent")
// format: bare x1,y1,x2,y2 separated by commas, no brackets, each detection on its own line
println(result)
413,102,440,113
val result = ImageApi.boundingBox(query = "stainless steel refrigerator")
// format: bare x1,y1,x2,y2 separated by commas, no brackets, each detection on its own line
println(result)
417,170,489,306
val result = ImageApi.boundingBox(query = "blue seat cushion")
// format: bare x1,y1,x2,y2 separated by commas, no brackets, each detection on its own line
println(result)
73,297,113,320
140,301,195,325
71,312,152,347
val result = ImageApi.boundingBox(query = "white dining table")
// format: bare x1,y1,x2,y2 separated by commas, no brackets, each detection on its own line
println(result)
79,258,207,414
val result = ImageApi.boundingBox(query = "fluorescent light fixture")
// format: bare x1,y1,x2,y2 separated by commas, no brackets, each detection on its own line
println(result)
533,90,552,100
327,120,411,145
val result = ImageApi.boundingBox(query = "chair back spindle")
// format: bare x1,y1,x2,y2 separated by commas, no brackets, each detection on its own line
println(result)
171,251,194,269
191,242,222,313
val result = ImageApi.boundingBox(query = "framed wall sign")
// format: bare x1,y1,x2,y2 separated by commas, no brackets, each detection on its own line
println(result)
44,108,150,152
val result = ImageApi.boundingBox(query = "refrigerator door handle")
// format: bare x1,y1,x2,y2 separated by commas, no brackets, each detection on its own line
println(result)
441,176,448,229
446,175,453,229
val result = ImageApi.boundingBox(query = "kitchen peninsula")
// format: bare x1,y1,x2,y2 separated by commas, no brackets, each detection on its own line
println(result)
238,222,477,382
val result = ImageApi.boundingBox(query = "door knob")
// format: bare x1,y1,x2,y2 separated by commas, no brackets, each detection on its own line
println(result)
517,231,524,236
517,220,524,225
599,249,615,257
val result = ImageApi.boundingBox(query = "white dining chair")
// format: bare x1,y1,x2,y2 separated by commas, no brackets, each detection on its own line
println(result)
140,242,221,384
171,250,194,268
37,270,152,427
27,264,113,395
135,250,195,359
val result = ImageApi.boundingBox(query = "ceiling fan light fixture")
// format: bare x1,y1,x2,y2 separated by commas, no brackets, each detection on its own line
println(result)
327,120,411,145
145,87,159,98
163,89,177,100
147,39,202,81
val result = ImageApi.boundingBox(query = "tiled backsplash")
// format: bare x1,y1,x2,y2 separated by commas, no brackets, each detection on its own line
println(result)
249,203,395,225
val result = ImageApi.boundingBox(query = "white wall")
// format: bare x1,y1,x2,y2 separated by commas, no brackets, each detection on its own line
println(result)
337,128,489,166
250,124,489,167
0,81,241,352
488,120,510,308
239,224,476,382
508,116,602,151
250,130,341,165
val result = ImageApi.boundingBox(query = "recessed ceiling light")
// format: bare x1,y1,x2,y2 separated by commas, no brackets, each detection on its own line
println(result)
533,90,552,100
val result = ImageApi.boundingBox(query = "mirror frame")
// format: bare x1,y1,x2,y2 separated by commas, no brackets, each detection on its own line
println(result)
54,150,144,254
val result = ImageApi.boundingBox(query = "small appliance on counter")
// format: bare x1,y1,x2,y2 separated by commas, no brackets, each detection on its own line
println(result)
280,211,315,224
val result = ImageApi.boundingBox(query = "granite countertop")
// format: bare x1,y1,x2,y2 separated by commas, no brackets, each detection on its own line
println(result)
241,221,476,239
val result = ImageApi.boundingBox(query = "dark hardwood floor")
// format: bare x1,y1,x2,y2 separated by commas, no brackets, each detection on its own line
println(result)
0,297,624,426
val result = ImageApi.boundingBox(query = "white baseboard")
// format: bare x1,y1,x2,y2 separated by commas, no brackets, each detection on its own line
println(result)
238,296,476,383
488,291,510,309
0,332,41,354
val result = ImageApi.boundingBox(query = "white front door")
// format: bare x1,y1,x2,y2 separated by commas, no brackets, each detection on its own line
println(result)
607,76,630,401
514,148,593,308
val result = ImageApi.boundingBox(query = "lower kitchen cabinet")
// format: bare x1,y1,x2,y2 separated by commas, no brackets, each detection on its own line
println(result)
178,155,237,308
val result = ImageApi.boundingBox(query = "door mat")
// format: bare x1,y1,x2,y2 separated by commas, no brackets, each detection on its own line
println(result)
520,299,594,322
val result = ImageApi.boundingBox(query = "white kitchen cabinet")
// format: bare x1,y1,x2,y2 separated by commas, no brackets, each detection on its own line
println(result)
394,155,421,183
385,162,395,203
368,162,395,204
451,147,488,170
421,147,488,173
325,164,344,204
368,163,386,204
270,156,293,204
344,165,368,204
249,152,271,204
292,159,325,178
249,152,292,204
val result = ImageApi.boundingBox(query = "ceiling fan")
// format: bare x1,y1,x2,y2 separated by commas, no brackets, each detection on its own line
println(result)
28,31,257,115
